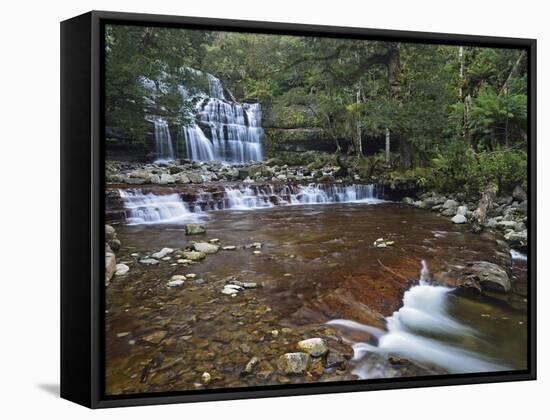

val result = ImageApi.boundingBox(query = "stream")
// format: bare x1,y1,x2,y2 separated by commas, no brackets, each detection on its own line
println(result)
106,194,528,394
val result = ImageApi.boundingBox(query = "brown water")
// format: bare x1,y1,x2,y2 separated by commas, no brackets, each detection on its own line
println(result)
106,202,528,394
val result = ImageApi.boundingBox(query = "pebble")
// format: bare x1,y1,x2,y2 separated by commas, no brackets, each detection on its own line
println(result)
186,273,197,279
222,245,237,250
201,372,211,384
114,263,129,276
151,247,174,259
139,258,159,265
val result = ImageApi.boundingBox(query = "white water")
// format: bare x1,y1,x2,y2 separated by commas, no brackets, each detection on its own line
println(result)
154,119,174,162
510,249,527,261
118,183,382,225
182,125,215,162
119,190,203,225
190,98,264,163
328,260,508,377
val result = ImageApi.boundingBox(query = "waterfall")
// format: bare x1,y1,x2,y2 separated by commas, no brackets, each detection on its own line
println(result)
328,260,508,377
117,183,382,224
119,190,202,225
192,98,264,163
154,119,174,162
182,125,215,162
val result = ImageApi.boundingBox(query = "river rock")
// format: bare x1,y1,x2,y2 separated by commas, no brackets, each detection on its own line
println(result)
105,224,116,240
114,263,129,276
222,245,237,250
105,252,116,285
242,357,260,376
188,173,204,184
297,338,328,357
185,224,206,235
461,261,511,293
151,247,174,259
182,250,206,261
175,173,191,184
108,238,121,252
192,242,220,254
504,230,528,247
512,185,527,202
159,174,176,184
139,258,159,265
277,352,311,374
402,197,415,205
451,214,467,224
442,199,458,209
456,205,468,216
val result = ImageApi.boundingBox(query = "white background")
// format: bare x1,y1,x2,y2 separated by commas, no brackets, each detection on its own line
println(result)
0,0,546,418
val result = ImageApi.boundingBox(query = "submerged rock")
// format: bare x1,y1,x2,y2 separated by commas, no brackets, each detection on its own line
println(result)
151,247,174,259
185,224,206,235
182,250,206,261
139,258,159,265
192,242,220,254
242,357,260,376
297,338,328,357
277,352,311,374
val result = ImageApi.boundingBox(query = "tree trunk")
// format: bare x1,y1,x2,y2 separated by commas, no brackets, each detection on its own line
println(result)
472,182,498,233
385,127,391,163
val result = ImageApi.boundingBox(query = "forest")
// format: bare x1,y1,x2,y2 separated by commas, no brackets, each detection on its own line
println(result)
105,24,528,195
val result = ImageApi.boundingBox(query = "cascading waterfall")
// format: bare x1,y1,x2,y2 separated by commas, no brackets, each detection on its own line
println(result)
154,119,174,162
119,190,203,225
117,183,382,225
182,125,215,162
328,260,508,377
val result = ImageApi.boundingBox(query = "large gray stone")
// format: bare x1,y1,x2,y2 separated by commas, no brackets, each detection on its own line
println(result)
451,214,467,224
297,338,328,357
192,242,220,254
185,224,206,235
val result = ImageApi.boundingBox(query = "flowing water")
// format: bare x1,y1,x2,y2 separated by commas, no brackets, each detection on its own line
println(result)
144,67,264,163
153,119,174,163
106,198,528,393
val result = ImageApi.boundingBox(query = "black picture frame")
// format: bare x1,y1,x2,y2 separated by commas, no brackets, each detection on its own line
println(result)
60,10,537,409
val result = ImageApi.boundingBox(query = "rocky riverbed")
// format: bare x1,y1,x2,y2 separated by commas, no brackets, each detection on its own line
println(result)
105,193,528,394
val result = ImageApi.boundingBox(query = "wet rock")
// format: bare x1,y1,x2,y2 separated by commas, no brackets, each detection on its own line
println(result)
388,355,411,366
159,174,176,184
182,251,206,261
185,224,206,235
175,173,191,184
108,238,121,252
242,282,259,289
151,247,174,259
402,197,415,205
277,352,311,374
192,242,220,254
168,275,186,287
139,258,159,265
222,245,237,250
297,338,328,357
188,173,204,184
460,261,511,293
512,185,527,202
504,230,528,248
451,214,467,224
241,357,259,376
325,351,346,369
114,263,129,276
247,242,262,249
374,238,394,248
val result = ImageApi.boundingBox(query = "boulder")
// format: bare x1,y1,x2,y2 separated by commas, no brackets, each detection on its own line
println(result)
159,174,176,184
277,352,311,374
451,214,467,224
105,224,117,240
185,224,206,235
512,185,527,202
402,197,415,205
105,252,116,285
192,242,220,254
442,199,458,209
504,230,528,248
188,173,204,184
297,338,328,357
461,261,511,293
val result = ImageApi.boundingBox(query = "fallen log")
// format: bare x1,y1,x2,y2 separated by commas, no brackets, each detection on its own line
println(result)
472,182,498,232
